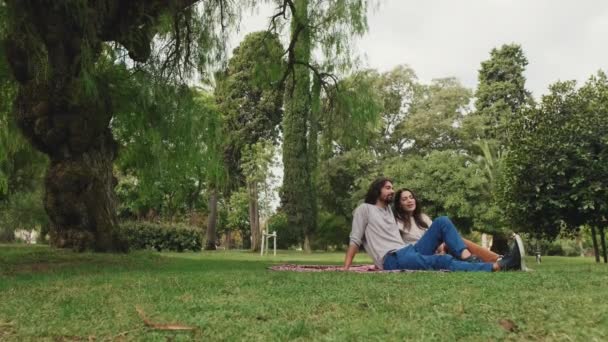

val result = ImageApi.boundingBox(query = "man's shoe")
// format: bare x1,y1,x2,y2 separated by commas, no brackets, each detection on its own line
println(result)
463,255,482,263
498,241,522,271
512,233,528,271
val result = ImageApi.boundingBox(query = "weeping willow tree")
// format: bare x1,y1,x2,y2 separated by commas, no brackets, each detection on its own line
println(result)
1,0,240,251
275,0,371,252
112,72,224,218
1,5,49,241
112,73,225,251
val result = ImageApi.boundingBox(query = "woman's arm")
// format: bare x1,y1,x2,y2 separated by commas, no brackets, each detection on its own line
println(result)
422,213,433,227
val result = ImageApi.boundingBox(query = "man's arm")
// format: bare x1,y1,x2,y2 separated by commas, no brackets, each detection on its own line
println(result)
343,243,359,270
344,204,368,270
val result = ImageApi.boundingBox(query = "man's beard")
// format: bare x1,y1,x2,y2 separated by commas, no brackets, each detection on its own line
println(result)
382,194,394,203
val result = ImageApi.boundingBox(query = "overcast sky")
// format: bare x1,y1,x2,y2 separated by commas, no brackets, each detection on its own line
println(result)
233,0,608,98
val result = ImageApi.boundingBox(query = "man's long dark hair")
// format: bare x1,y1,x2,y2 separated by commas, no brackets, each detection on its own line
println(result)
393,188,429,231
364,177,393,204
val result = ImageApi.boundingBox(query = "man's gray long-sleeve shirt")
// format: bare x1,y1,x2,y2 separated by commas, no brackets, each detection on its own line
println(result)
349,203,409,269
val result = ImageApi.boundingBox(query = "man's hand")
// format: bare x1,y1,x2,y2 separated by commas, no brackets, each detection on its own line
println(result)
343,244,359,271
436,243,447,255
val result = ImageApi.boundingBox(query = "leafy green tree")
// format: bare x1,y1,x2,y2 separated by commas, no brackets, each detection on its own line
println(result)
501,74,608,262
241,140,279,251
317,148,375,219
225,187,250,248
500,81,579,238
319,69,472,242
379,150,490,232
313,211,350,251
397,77,472,155
216,31,284,183
323,65,417,157
215,31,284,251
266,210,300,249
374,65,418,156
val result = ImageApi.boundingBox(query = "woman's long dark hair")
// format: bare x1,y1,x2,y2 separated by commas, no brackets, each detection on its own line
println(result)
364,177,393,204
393,188,429,231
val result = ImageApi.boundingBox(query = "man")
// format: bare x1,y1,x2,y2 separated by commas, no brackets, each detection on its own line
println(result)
343,177,524,272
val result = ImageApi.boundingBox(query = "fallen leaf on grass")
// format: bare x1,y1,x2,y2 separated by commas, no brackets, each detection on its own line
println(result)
109,328,143,342
52,335,90,341
135,306,197,331
0,322,16,339
498,318,518,332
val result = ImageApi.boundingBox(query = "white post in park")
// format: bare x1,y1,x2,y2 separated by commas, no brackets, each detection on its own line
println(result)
260,230,277,256
260,230,265,256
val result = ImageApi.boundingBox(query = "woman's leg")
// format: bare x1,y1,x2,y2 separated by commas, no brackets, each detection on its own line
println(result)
443,238,501,262
444,238,501,262
463,238,500,262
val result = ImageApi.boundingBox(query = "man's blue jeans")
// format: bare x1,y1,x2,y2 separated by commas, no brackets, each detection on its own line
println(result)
383,216,493,272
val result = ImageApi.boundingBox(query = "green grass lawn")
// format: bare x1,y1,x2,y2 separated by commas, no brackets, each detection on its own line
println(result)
1,244,607,341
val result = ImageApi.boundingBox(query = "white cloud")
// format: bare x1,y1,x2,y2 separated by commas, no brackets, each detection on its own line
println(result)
235,0,608,97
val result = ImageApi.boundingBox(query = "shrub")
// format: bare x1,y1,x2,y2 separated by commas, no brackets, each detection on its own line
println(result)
312,211,350,251
120,221,202,252
545,242,565,256
0,225,14,242
0,190,48,243
524,236,583,257
266,211,301,249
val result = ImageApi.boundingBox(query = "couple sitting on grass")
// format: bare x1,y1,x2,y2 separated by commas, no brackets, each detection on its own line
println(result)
343,177,526,272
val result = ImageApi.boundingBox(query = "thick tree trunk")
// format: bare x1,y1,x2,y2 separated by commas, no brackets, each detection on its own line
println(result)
45,136,126,252
204,189,218,250
6,36,127,252
248,181,261,252
303,235,312,253
591,226,600,263
224,230,232,250
599,226,607,264
305,76,321,253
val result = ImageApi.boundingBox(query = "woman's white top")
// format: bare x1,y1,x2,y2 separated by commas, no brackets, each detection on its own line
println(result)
398,214,433,245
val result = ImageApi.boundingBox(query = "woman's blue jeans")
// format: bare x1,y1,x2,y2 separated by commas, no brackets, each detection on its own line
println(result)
383,216,493,272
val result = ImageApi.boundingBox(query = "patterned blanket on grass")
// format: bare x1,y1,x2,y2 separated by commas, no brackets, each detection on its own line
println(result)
268,264,448,273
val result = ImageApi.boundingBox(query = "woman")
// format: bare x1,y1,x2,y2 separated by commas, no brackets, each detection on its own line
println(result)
393,188,500,263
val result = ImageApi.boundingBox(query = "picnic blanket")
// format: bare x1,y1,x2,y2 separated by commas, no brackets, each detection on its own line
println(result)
268,264,448,273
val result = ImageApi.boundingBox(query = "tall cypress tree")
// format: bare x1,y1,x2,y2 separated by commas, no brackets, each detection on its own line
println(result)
279,0,370,252
464,43,533,146
462,44,533,253
281,0,314,251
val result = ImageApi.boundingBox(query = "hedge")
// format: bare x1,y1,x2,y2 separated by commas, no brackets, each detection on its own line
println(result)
120,221,202,252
